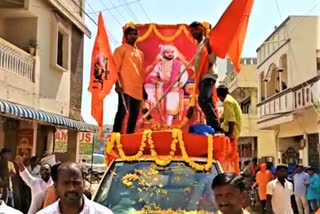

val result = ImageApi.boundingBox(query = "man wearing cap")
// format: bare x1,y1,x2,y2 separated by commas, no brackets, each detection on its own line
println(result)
112,22,145,134
188,21,220,132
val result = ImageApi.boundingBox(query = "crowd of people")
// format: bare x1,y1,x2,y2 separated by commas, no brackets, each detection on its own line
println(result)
0,148,113,214
240,158,320,214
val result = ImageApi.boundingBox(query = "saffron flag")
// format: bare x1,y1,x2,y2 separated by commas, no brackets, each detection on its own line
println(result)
88,12,118,137
210,0,254,73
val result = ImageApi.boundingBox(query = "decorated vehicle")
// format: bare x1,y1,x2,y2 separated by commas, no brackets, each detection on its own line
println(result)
90,0,255,212
92,129,239,213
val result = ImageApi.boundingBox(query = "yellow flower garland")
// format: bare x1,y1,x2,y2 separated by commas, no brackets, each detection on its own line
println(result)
115,130,149,161
105,129,213,171
176,129,213,171
137,24,195,44
147,129,178,166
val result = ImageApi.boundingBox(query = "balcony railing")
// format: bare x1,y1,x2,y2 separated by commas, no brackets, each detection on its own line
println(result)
257,89,294,120
0,37,35,81
257,76,320,124
292,76,320,110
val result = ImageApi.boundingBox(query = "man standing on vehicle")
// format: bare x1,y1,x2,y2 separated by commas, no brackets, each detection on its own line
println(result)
112,22,145,134
216,85,242,143
211,172,250,214
188,21,221,132
36,162,113,214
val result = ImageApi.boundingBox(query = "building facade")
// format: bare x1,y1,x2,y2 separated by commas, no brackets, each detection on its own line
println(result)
222,58,277,166
256,16,320,170
0,0,94,162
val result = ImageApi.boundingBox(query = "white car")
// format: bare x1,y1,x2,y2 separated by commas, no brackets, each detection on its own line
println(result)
83,153,106,173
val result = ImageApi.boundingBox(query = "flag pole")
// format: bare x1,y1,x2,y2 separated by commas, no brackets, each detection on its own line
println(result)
117,81,129,114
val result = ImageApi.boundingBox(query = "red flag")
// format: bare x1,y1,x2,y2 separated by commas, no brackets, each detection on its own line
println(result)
88,12,118,137
210,0,254,73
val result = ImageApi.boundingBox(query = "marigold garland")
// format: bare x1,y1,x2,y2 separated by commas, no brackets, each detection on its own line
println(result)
106,130,149,162
105,129,214,172
176,129,213,171
137,24,195,44
147,129,178,166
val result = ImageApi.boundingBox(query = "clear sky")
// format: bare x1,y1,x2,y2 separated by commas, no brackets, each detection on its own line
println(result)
81,0,320,125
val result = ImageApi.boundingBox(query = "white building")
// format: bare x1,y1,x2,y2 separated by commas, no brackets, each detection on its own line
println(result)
0,0,95,162
256,16,320,170
222,58,276,166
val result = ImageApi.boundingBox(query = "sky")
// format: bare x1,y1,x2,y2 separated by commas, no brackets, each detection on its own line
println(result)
81,0,320,125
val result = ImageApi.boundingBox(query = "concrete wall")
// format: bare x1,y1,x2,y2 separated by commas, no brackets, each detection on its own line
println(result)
289,17,320,85
278,109,320,138
28,0,71,116
69,25,84,120
0,19,5,38
257,130,277,159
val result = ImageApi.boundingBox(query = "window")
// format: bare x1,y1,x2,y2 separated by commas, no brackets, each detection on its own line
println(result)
260,72,265,101
241,97,251,114
57,31,64,67
53,17,71,71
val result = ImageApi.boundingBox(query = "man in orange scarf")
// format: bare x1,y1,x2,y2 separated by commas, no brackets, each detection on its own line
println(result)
189,21,220,132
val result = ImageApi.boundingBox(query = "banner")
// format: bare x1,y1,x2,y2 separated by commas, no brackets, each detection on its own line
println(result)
78,132,93,158
135,24,204,130
54,129,68,153
16,129,33,159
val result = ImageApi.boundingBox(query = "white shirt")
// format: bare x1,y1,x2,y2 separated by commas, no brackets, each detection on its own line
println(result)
20,169,53,198
293,172,309,196
20,169,53,214
27,165,41,178
0,200,23,214
267,178,294,214
36,195,114,214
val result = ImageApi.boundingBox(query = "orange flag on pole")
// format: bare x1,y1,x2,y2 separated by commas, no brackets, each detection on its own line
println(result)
210,0,254,73
88,12,118,137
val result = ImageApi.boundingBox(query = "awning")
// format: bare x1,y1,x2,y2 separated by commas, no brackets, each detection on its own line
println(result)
0,99,97,131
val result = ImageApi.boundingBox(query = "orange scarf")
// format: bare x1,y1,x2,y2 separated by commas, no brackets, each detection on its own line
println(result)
43,185,58,208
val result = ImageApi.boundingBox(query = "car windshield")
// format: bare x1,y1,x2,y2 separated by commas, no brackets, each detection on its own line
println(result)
94,160,220,214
